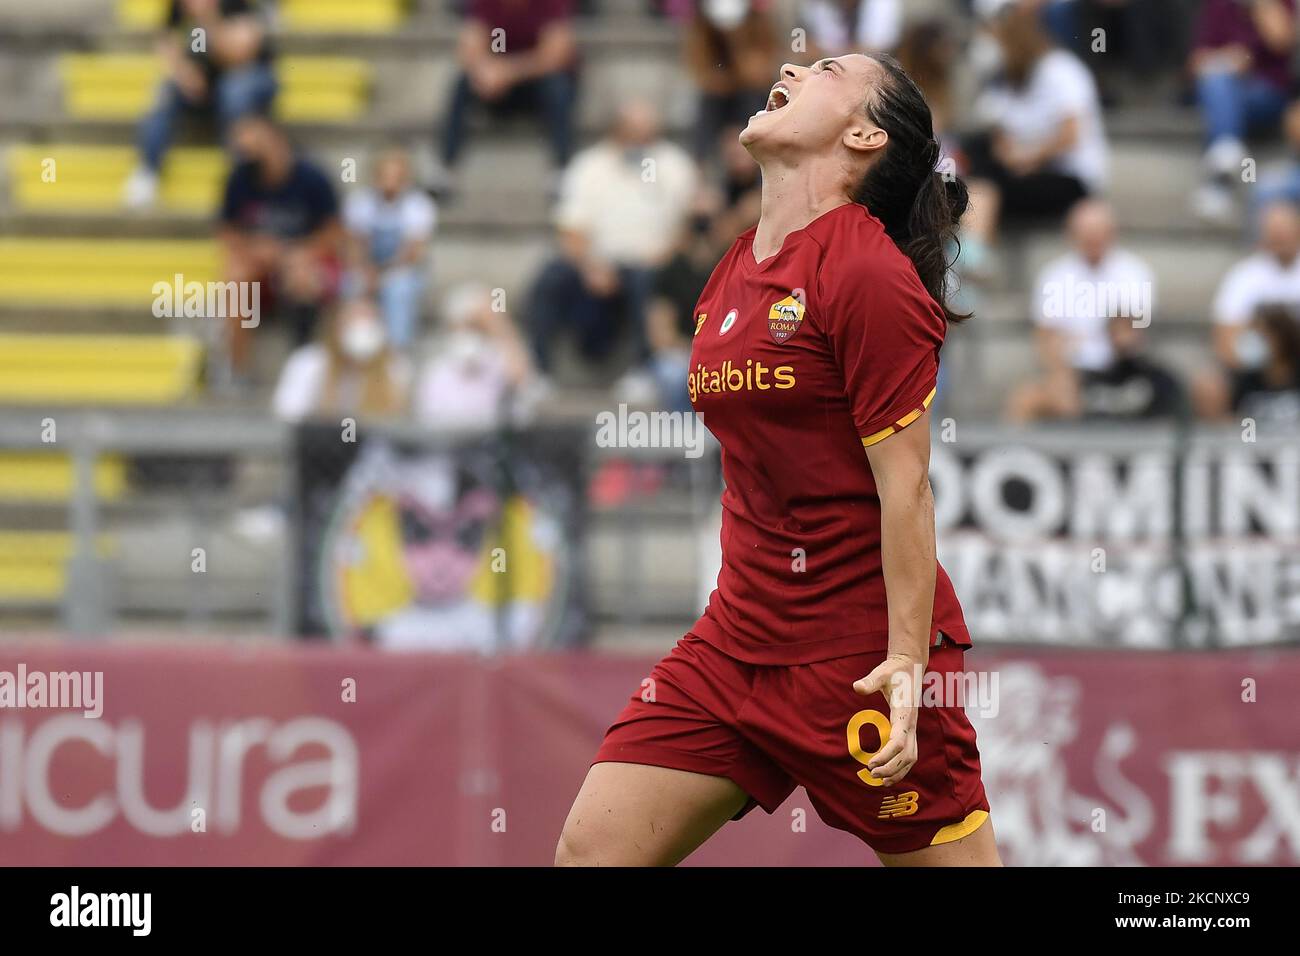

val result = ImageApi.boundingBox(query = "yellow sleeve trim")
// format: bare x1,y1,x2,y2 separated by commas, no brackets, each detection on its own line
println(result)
930,809,989,846
860,387,937,448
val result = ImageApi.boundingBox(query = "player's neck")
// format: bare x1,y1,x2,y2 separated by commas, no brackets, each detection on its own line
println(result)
752,159,849,264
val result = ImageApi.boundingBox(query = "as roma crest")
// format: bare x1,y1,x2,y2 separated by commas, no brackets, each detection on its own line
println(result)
768,289,806,343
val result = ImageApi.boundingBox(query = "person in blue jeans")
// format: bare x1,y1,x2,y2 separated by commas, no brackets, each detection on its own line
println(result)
342,148,438,348
1251,101,1300,236
431,0,578,198
1189,0,1296,222
125,0,277,209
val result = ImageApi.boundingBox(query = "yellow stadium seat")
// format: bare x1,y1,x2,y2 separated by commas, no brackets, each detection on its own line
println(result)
119,0,406,32
0,453,127,502
7,145,226,213
0,239,217,307
59,53,372,122
0,333,204,404
0,532,116,602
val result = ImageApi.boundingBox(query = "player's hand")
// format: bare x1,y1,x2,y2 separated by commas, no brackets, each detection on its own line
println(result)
852,654,921,787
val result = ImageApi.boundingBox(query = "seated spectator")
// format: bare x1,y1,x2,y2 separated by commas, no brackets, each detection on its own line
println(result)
1032,0,1180,105
1198,306,1300,424
220,115,342,378
646,215,726,412
895,20,959,141
963,3,1107,248
272,299,412,423
1210,201,1300,366
414,283,536,431
717,122,761,211
125,0,277,209
686,0,779,162
801,0,903,60
1250,100,1300,233
343,147,437,349
699,122,762,243
1194,202,1300,416
1006,200,1155,421
1190,0,1296,222
433,0,578,197
528,99,698,380
1076,315,1186,421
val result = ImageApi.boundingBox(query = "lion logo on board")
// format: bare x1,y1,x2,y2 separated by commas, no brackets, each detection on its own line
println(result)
768,289,806,343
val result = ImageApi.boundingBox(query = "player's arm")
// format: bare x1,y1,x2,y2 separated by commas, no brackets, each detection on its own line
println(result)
853,408,937,787
864,407,936,667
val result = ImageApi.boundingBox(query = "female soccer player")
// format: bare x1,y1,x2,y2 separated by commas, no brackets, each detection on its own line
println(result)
557,54,1000,866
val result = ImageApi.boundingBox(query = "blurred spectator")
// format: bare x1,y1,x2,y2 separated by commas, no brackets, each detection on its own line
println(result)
963,3,1107,247
646,215,726,412
433,0,578,196
717,122,761,209
1197,305,1300,423
895,20,959,140
125,0,277,209
220,115,342,378
1209,201,1300,367
1249,101,1300,232
414,283,537,430
1190,0,1296,222
801,0,903,60
1006,200,1155,421
1077,315,1185,420
1035,0,1183,102
528,100,697,379
686,0,779,161
703,122,763,244
343,148,437,349
272,299,412,422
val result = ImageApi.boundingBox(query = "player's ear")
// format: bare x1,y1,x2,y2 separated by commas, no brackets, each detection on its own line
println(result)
844,124,887,156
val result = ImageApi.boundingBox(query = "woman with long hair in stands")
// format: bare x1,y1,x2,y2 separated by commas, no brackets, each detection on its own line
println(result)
557,53,1000,866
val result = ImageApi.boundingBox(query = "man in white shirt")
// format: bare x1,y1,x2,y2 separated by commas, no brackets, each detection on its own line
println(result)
1211,200,1300,363
528,99,698,375
1036,199,1155,369
1006,199,1155,421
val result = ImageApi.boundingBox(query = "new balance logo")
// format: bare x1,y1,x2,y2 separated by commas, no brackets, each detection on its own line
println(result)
878,791,920,819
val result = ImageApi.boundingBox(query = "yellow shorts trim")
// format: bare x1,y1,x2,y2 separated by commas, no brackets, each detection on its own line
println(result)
860,387,938,448
929,808,989,846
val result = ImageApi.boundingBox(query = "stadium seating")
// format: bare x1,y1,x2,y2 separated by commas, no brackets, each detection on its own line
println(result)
59,53,373,122
118,0,408,33
0,333,203,404
7,145,225,214
0,452,127,501
0,532,116,602
0,239,218,306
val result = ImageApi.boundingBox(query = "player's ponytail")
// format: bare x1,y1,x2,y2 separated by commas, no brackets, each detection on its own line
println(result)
852,54,970,325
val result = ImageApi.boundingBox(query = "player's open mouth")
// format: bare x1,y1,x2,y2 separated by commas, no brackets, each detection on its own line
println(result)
764,84,790,112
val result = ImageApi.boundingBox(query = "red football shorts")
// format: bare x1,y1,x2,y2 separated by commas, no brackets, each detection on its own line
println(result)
593,632,990,855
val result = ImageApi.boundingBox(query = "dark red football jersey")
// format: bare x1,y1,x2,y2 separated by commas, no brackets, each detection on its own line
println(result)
688,202,969,664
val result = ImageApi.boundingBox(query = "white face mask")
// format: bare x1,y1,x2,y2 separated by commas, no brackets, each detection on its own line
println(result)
341,320,386,361
1235,329,1271,370
704,0,749,30
446,330,491,366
